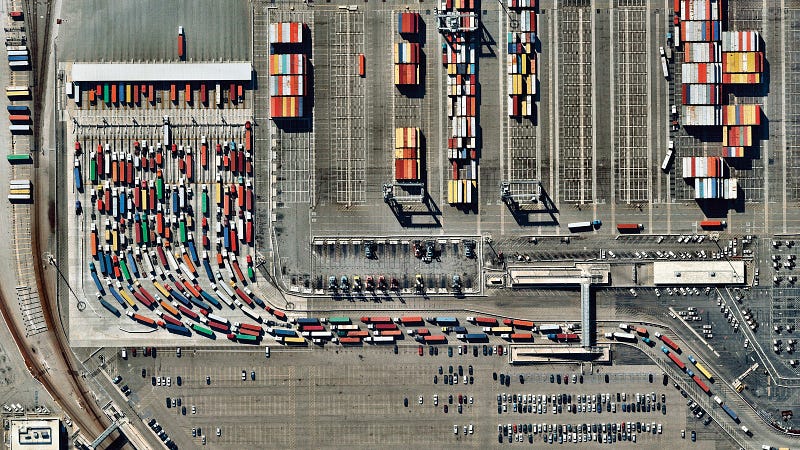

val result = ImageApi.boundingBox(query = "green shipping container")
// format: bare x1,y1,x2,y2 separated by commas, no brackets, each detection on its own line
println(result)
90,159,97,182
179,221,187,243
201,192,208,215
191,323,215,337
247,266,254,280
236,333,258,342
119,258,131,282
103,84,110,104
156,178,164,200
328,317,351,325
141,220,149,244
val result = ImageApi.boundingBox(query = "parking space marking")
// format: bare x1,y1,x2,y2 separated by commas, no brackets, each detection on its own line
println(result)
557,5,594,204
614,3,650,204
329,11,366,206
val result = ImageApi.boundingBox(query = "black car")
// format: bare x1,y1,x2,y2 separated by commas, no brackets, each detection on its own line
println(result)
148,418,156,427
519,374,524,384
176,376,182,386
181,406,186,415
434,375,438,384
113,375,122,384
469,376,474,385
141,368,146,378
394,345,398,354
176,398,181,407
483,345,488,356
404,398,408,407
166,397,171,408
473,346,478,357
505,376,510,387
556,374,562,384
550,374,555,383
500,374,505,384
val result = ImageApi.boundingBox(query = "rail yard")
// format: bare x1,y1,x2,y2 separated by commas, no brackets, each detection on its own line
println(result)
2,0,800,448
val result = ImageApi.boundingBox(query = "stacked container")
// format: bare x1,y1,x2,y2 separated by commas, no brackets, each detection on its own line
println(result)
693,178,737,199
397,12,420,35
394,42,421,85
678,0,722,125
721,31,763,84
394,127,422,181
507,35,535,117
507,0,535,7
440,0,480,204
269,22,308,118
721,104,761,158
681,156,726,178
7,45,29,69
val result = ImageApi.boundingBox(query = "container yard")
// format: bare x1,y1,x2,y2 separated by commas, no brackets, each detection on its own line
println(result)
24,0,800,446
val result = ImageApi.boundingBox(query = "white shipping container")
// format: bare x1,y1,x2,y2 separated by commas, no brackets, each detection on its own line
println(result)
681,63,721,84
682,105,722,126
684,42,721,63
722,31,761,52
680,0,720,21
74,83,81,106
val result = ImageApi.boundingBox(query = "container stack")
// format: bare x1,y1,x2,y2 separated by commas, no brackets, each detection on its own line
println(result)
681,156,726,178
7,45,29,69
721,31,763,84
394,42,421,85
398,12,420,36
269,22,308,118
506,0,537,117
394,127,422,181
440,0,480,205
693,178,737,199
8,179,32,202
678,0,723,126
721,104,761,157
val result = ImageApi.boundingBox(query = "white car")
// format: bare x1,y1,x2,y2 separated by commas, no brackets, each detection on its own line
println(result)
469,424,473,434
454,425,458,434
167,377,171,387
192,405,196,414
418,396,423,405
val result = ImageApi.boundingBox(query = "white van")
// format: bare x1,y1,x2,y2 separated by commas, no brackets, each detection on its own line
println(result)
265,346,270,358
121,349,127,359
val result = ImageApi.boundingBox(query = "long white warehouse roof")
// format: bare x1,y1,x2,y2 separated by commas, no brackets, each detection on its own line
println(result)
70,62,252,82
653,260,746,285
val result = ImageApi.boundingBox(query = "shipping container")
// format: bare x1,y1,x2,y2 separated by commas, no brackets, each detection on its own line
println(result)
682,83,722,105
680,20,720,42
722,104,762,126
681,62,722,84
394,63,420,85
269,22,304,44
456,333,489,341
722,31,761,52
270,96,304,118
398,12,420,35
722,52,763,74
616,223,643,232
679,0,721,21
684,42,721,63
682,105,722,126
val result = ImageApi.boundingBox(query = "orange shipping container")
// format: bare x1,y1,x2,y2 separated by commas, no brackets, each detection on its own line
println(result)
148,84,155,103
185,83,191,103
88,89,96,102
170,84,177,102
358,54,366,77
111,84,118,103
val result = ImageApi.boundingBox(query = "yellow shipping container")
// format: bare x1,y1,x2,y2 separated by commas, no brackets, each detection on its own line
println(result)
524,76,533,95
447,64,457,75
447,180,456,204
9,188,30,195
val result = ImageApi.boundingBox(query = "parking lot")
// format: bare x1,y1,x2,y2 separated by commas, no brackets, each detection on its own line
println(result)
92,341,738,449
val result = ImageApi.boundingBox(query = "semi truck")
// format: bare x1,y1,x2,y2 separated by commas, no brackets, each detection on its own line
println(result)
567,220,601,231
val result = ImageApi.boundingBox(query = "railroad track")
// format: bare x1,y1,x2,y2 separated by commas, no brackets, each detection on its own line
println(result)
10,0,110,441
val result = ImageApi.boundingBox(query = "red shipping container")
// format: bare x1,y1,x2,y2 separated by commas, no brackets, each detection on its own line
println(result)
185,83,192,103
133,85,139,103
148,85,155,103
200,83,207,104
229,83,236,104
